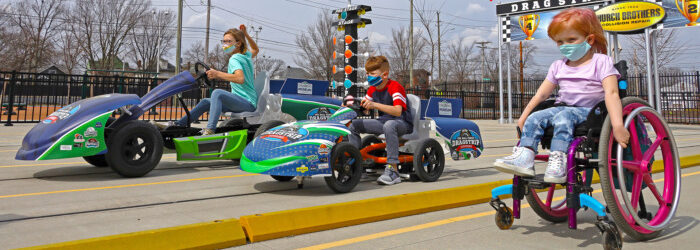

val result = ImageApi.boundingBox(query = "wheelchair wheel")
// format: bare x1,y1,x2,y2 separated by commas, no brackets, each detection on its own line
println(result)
525,183,568,223
413,138,445,182
599,97,681,241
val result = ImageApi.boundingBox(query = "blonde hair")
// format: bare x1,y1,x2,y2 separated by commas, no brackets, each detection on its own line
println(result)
547,8,607,54
224,28,247,54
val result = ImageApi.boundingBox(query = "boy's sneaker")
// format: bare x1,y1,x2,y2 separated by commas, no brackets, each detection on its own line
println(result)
493,146,535,177
201,128,215,136
544,151,568,183
377,166,401,185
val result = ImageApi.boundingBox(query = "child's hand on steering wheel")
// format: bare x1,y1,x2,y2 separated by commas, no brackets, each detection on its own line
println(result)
205,69,220,80
361,99,375,110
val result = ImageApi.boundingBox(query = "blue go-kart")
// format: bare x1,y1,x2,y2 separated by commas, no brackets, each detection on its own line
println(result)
240,94,485,193
16,62,272,177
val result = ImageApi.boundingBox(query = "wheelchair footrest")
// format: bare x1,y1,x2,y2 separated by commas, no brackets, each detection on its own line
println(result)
522,174,550,189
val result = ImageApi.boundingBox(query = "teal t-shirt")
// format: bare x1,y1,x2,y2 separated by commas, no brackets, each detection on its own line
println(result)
227,51,257,107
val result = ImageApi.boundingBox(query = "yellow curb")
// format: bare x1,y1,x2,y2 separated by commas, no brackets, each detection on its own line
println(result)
239,154,700,243
19,219,247,250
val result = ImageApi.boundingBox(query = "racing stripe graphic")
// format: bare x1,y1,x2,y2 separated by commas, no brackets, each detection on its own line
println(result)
277,139,336,149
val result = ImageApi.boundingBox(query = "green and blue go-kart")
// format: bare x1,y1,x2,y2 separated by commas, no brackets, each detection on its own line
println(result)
16,62,268,177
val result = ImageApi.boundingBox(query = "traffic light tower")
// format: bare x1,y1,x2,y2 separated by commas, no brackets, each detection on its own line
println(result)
332,5,371,97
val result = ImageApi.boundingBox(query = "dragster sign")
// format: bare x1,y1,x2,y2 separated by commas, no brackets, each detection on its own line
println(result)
497,0,607,15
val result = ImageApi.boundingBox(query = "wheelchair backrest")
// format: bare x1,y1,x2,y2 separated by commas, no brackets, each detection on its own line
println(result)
424,97,462,119
279,78,330,96
253,71,269,113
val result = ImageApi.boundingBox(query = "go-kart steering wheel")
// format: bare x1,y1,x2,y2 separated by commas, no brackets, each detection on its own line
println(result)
194,61,214,88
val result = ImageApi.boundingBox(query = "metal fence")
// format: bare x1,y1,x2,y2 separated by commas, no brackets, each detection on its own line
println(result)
2,71,699,124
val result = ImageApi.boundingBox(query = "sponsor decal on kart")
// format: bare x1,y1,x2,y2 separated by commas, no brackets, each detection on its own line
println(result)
74,134,85,143
84,127,97,137
318,163,329,169
306,107,337,121
438,100,453,116
448,129,483,160
296,165,309,173
86,138,99,148
60,145,72,151
95,122,103,128
73,143,83,148
260,125,309,142
43,105,80,124
297,81,313,95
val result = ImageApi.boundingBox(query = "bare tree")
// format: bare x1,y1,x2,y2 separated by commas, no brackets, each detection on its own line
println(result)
128,9,175,72
70,0,151,71
6,0,65,72
413,1,451,82
386,26,428,87
294,12,335,81
256,54,285,78
207,46,229,71
184,41,206,66
627,29,683,77
506,42,538,81
55,24,84,74
445,38,474,82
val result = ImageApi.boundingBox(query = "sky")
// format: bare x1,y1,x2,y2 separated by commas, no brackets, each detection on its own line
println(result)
153,0,700,75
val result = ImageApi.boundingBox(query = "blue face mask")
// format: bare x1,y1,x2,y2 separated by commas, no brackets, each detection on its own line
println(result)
559,40,591,61
367,75,383,86
223,44,236,54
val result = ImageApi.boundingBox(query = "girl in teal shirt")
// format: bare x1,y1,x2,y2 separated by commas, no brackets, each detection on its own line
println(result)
168,26,259,135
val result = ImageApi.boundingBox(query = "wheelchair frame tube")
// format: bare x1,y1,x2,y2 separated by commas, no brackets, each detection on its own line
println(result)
513,176,521,219
567,137,585,229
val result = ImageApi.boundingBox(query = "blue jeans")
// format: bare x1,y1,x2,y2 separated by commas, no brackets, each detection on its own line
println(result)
348,119,411,164
519,106,591,153
177,89,255,129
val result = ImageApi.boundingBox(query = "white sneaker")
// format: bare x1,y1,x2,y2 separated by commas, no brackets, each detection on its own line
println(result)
544,151,568,183
493,146,535,177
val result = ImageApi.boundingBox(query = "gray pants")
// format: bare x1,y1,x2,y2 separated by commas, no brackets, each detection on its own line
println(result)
348,119,411,164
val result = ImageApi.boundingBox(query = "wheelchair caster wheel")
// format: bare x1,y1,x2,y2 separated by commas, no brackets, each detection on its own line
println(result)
597,220,622,250
495,206,514,230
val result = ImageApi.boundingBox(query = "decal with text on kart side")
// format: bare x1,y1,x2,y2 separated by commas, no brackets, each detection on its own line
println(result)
241,121,350,176
446,129,483,160
38,112,110,160
307,107,337,120
43,104,80,124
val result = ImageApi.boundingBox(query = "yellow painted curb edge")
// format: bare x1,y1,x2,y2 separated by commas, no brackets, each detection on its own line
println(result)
20,218,247,250
240,154,700,243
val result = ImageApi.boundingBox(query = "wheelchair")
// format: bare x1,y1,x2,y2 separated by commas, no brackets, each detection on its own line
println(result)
489,61,681,249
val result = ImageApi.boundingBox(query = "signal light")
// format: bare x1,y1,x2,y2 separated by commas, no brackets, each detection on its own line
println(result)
341,11,347,19
344,65,353,74
333,51,337,60
333,37,336,45
344,50,353,59
345,35,353,44
344,79,353,88
332,65,337,74
337,25,344,31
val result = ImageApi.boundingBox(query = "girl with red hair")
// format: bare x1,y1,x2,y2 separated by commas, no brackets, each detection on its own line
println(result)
494,8,629,183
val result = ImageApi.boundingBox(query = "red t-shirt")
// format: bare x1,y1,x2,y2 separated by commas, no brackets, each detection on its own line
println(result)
364,79,412,125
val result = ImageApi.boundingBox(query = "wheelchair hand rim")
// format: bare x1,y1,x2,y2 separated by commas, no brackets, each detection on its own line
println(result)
615,106,681,232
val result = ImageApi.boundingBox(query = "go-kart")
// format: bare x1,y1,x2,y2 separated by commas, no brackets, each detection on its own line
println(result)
240,95,485,193
16,62,270,177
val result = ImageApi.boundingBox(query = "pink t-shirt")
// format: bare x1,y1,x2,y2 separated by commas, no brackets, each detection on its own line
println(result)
545,53,620,108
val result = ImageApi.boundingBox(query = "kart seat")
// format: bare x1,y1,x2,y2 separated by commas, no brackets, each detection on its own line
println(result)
377,94,426,141
223,71,269,119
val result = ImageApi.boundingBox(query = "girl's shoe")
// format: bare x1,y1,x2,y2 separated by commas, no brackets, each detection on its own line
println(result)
544,151,567,183
201,128,215,136
493,146,535,177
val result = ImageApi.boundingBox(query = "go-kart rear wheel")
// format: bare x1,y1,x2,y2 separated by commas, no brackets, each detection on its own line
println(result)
271,175,294,182
324,142,363,193
413,138,445,182
106,120,164,177
254,120,285,138
83,154,109,167
599,97,680,241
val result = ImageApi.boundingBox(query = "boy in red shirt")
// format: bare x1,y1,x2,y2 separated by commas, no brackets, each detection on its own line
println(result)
349,56,413,185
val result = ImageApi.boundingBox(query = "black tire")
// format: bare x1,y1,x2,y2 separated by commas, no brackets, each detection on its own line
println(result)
413,138,445,182
83,154,109,167
105,120,164,177
271,175,294,182
83,117,116,168
324,142,363,193
254,120,285,138
220,118,248,130
598,97,661,240
360,135,385,169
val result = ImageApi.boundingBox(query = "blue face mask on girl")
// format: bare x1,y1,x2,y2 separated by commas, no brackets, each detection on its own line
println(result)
558,40,591,61
367,75,383,86
223,44,237,54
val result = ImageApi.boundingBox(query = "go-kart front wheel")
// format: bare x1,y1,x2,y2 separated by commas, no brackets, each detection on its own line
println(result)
324,142,363,193
105,120,164,177
254,120,285,138
413,138,445,182
271,175,294,182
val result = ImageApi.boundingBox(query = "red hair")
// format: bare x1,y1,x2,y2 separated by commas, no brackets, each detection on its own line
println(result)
547,8,607,54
